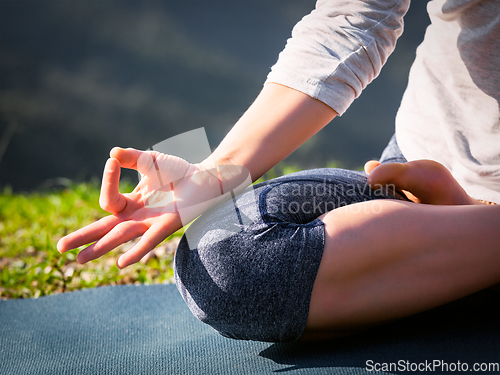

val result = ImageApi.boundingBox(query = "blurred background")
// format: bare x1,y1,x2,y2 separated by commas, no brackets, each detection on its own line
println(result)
0,0,430,191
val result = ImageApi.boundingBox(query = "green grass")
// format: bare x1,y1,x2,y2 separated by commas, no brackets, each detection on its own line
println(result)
0,162,321,299
0,180,182,299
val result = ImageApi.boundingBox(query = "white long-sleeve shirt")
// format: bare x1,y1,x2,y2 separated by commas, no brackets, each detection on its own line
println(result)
266,0,500,203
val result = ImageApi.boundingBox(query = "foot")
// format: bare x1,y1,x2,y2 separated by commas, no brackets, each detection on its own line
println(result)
364,159,481,205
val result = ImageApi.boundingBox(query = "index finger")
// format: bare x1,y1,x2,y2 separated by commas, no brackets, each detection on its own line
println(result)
99,158,127,214
57,214,123,253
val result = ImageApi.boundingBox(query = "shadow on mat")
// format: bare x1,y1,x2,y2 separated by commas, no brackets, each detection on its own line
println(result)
259,289,500,374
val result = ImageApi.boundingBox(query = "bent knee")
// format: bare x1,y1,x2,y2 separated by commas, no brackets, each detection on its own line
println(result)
174,218,325,342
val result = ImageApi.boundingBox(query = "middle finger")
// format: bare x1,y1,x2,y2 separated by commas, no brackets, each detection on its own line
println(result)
76,220,147,263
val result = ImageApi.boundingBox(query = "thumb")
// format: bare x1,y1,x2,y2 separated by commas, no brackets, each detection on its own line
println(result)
110,147,162,179
111,147,191,192
110,147,144,170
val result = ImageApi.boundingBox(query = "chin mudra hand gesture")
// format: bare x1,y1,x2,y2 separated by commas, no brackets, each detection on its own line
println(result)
57,146,250,268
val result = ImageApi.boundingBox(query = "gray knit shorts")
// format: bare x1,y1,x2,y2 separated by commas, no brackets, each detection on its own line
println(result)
174,136,407,343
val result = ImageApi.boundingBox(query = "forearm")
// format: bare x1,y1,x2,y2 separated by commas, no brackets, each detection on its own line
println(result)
209,83,337,181
209,0,411,180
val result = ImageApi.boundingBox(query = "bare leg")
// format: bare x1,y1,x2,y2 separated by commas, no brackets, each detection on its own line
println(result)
303,200,500,340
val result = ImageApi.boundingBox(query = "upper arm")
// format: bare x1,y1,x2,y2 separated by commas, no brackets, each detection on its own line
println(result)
266,0,411,115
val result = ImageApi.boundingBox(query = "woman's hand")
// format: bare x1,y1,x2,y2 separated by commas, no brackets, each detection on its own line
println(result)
57,147,250,268
57,83,339,269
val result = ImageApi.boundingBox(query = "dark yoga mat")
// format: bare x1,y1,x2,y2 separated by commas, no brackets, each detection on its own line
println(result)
1,284,499,374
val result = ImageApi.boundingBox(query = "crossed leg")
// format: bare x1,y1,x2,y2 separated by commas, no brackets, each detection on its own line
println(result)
303,160,500,340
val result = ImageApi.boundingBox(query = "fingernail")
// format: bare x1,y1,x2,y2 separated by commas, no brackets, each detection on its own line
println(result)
105,158,118,171
117,258,124,269
110,147,122,158
76,254,85,264
56,239,64,253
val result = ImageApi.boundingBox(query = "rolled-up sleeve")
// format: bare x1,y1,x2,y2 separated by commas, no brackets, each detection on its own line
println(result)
265,0,410,115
